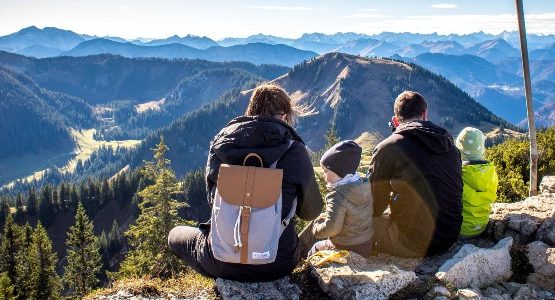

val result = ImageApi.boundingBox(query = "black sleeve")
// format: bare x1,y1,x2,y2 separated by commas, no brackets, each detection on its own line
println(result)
368,144,393,217
279,141,324,220
205,141,222,207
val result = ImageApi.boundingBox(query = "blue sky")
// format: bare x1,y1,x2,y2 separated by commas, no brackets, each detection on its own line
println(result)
1,0,554,39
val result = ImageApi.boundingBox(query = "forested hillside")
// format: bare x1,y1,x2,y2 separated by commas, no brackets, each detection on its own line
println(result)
0,66,94,160
0,51,288,104
125,53,518,178
0,52,288,182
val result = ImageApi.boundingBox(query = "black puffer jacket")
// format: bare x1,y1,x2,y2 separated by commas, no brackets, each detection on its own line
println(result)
205,116,323,279
369,120,463,256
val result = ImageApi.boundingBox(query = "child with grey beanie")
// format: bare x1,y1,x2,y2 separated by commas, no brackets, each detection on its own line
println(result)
299,140,374,257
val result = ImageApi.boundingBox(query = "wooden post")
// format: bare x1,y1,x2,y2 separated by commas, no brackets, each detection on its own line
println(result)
515,0,538,196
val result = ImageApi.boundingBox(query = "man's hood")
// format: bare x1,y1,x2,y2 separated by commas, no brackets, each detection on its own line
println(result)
394,120,456,154
212,116,304,167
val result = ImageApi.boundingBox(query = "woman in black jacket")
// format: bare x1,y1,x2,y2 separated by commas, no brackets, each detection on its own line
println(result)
167,84,323,282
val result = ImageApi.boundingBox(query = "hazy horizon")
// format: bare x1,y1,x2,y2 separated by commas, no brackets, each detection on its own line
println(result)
1,0,555,40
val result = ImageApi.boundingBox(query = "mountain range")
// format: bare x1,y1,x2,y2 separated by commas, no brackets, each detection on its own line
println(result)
0,51,288,187
2,26,554,128
0,51,518,190
123,53,517,178
396,52,555,127
1,25,554,189
2,26,555,61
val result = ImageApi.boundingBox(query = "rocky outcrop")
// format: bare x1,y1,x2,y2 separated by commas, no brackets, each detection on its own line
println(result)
455,288,482,300
488,192,555,245
435,237,513,289
309,251,416,300
540,176,555,194
526,241,555,290
215,277,301,300
536,216,555,246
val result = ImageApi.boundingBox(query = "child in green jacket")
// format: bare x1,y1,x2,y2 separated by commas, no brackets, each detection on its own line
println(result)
456,127,498,237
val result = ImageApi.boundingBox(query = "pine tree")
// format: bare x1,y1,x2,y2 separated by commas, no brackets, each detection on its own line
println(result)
26,223,61,300
14,194,25,223
15,224,33,300
116,137,185,278
0,201,10,228
97,231,110,270
38,185,55,227
0,215,23,286
0,273,15,300
63,202,101,298
108,220,122,255
100,179,111,207
59,183,69,211
51,189,59,213
324,122,340,149
69,185,79,211
27,187,38,216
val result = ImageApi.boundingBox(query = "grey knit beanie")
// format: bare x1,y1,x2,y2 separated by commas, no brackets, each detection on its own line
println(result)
320,140,362,178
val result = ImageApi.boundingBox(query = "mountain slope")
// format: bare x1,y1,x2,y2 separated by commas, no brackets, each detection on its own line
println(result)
0,67,94,159
530,43,555,60
467,38,520,61
333,38,398,57
129,53,515,176
0,26,85,52
143,35,219,49
63,39,317,66
0,51,289,104
401,53,551,124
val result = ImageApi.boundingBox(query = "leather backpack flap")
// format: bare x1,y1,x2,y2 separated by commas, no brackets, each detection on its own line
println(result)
218,164,283,208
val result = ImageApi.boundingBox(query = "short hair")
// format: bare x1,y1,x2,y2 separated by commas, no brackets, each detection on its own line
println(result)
245,84,296,125
394,91,427,122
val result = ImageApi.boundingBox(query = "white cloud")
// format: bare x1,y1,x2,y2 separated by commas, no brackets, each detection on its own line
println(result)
249,6,328,11
431,3,459,9
351,13,555,35
343,13,388,19
356,8,383,12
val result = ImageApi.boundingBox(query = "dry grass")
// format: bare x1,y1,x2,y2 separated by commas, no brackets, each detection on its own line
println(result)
85,272,218,300
61,129,141,173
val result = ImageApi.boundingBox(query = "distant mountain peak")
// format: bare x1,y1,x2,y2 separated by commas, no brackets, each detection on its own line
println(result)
19,26,40,33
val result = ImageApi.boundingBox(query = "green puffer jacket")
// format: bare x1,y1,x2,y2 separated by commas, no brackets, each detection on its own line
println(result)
312,178,373,246
460,161,498,237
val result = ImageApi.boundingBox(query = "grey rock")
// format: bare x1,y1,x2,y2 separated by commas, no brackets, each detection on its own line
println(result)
500,282,523,296
456,288,483,300
536,217,555,246
487,295,512,300
537,290,554,299
489,193,555,243
215,277,301,300
309,251,417,300
526,241,555,291
433,296,450,300
429,285,452,298
483,286,504,298
436,237,513,289
514,285,538,300
540,176,555,194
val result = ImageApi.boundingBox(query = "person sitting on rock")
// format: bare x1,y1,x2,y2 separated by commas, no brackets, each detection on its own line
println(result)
167,84,323,282
299,140,373,258
368,91,463,257
455,127,498,238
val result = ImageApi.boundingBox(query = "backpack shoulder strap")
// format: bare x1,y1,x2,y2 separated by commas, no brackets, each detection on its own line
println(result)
282,197,297,229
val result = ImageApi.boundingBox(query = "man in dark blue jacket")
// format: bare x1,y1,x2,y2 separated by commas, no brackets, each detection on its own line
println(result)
368,91,463,257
